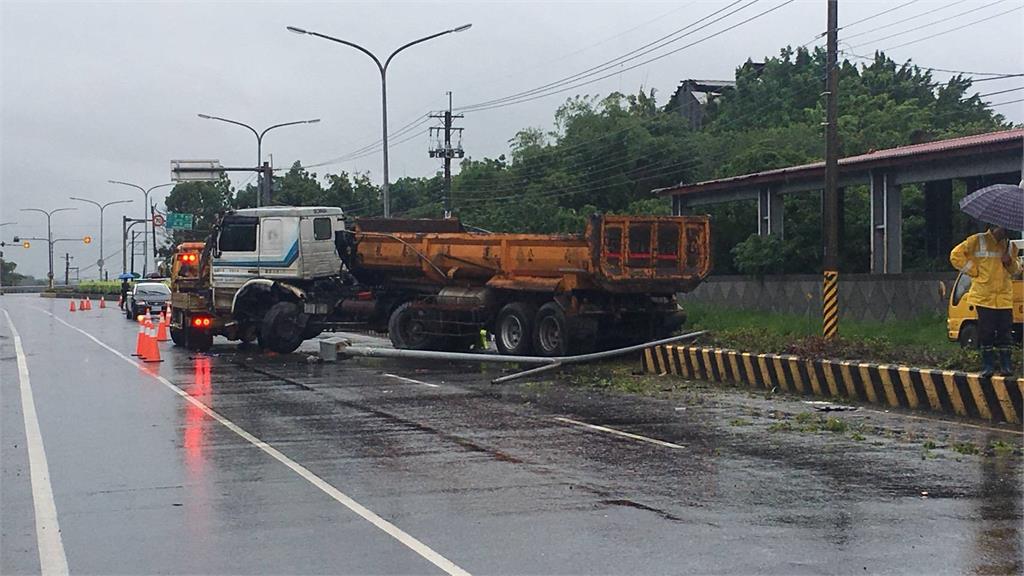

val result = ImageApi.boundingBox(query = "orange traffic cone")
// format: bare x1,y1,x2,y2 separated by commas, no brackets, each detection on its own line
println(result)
85,297,92,310
142,320,162,363
69,300,76,312
133,318,146,357
99,297,106,309
157,314,170,342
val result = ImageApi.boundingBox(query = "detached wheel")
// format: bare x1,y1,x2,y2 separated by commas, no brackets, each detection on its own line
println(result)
495,302,535,356
958,322,978,349
388,302,439,350
533,302,570,357
260,302,308,354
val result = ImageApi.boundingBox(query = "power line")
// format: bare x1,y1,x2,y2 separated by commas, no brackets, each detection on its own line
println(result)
460,0,798,114
849,0,1009,49
840,50,1022,79
990,97,1024,107
458,0,755,112
800,0,921,47
883,4,1022,51
841,0,969,42
980,86,1024,98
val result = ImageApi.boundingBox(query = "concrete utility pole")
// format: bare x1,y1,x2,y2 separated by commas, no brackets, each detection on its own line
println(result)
430,92,465,219
822,0,840,339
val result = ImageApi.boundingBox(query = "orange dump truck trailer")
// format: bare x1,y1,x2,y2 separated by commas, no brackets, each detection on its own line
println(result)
348,214,711,356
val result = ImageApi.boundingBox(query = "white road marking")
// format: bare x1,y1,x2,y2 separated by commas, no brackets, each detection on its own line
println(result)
38,309,470,576
383,373,440,388
553,416,686,450
3,310,70,576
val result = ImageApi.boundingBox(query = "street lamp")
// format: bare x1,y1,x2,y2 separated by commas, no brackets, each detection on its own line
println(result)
197,114,320,208
107,181,175,276
70,197,133,280
19,208,76,289
0,222,14,292
286,23,472,218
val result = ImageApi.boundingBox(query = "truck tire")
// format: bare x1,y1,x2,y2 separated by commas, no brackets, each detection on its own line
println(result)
958,321,978,349
533,302,570,357
170,327,185,347
261,301,308,354
388,302,439,350
495,302,535,356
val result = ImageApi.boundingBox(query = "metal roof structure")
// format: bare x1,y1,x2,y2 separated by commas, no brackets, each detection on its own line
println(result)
656,129,1024,201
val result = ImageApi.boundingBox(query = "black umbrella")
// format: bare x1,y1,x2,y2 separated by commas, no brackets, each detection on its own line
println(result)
959,183,1024,231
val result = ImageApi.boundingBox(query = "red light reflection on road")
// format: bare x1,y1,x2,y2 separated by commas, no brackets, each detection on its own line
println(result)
184,357,211,470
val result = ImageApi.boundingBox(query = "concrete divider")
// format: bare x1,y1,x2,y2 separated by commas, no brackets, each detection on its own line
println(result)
642,344,1023,424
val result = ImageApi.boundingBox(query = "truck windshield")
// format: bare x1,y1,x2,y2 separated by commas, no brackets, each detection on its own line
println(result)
220,222,257,252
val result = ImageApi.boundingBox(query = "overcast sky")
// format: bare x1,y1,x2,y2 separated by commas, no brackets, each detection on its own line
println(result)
2,0,1021,278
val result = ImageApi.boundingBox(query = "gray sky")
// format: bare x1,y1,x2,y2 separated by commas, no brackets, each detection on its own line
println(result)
2,0,1021,278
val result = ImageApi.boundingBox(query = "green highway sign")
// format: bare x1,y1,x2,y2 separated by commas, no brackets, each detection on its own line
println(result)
165,212,194,231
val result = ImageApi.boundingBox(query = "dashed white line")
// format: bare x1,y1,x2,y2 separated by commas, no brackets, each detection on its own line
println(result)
553,416,686,450
3,310,69,576
37,309,469,576
383,373,440,388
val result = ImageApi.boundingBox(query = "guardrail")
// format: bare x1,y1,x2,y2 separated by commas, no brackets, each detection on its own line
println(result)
0,286,48,294
643,344,1023,424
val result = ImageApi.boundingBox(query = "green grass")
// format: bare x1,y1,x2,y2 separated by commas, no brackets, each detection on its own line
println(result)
681,302,1009,371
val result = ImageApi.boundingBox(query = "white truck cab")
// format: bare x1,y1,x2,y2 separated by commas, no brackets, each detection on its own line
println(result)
211,206,347,314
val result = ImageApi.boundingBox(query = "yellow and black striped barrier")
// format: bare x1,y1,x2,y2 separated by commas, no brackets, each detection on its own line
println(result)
642,344,1023,424
822,270,838,339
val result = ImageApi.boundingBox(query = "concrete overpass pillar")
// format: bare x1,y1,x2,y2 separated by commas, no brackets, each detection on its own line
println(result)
757,186,784,237
924,180,953,260
871,170,902,274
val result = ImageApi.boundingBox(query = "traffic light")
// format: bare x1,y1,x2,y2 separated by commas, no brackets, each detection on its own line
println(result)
22,241,29,249
83,235,92,244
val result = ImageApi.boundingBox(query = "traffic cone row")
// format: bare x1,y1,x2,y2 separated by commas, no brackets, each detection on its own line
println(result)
132,317,163,363
156,312,170,342
69,300,76,312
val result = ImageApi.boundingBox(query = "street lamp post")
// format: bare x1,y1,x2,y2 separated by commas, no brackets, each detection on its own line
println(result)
0,221,15,292
197,115,320,207
107,181,175,277
19,208,76,289
286,23,472,218
70,197,133,280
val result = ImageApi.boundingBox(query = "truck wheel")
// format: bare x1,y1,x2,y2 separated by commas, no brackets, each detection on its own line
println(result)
261,301,308,354
170,327,185,347
533,302,570,357
388,302,439,350
958,321,978,349
495,302,535,356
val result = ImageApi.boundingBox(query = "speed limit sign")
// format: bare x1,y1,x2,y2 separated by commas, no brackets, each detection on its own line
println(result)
153,214,166,227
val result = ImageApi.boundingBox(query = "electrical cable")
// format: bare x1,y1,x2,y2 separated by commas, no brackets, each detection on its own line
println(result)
849,0,1009,49
883,4,1022,51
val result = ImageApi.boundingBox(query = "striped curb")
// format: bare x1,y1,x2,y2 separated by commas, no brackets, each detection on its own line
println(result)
642,344,1023,424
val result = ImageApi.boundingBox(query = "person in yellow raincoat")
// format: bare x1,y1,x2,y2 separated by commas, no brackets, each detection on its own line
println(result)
950,225,1021,376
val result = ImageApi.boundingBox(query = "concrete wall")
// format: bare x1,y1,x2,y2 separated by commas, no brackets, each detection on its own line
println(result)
680,273,956,323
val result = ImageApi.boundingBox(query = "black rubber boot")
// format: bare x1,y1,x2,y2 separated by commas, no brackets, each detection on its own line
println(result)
980,348,996,378
997,349,1014,377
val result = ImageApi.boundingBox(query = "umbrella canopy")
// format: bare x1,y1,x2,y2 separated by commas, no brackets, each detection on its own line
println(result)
959,183,1024,231
117,272,140,280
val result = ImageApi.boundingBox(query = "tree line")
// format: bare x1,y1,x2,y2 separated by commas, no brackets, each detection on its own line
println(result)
160,47,1011,274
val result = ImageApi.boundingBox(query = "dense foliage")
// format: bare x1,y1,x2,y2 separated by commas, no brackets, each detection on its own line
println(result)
159,47,1011,273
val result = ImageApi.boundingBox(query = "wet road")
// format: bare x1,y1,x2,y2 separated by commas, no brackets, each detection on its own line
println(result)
2,294,1021,575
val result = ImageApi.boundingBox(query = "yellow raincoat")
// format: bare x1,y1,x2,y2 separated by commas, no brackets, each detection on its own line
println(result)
949,231,1021,309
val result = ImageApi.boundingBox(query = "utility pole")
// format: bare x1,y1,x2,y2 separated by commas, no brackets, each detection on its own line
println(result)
430,92,464,219
63,253,73,286
822,0,840,340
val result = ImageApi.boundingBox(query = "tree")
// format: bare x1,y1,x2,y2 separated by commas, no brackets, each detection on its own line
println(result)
161,178,234,252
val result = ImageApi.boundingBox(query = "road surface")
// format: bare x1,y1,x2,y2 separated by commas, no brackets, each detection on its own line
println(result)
2,294,1021,574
